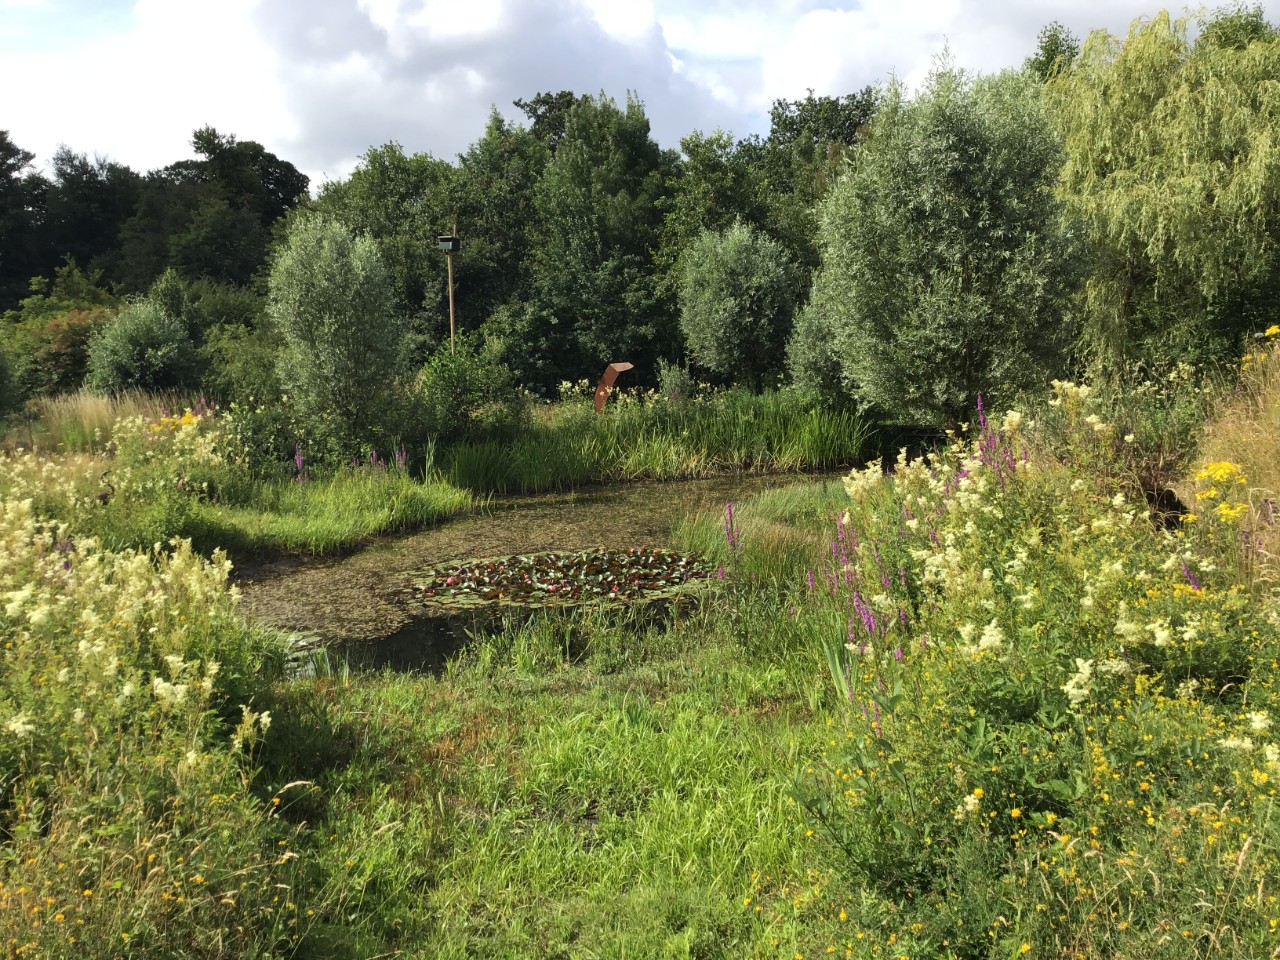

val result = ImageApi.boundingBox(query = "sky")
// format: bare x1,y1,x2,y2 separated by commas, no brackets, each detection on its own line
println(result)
3,0,1279,189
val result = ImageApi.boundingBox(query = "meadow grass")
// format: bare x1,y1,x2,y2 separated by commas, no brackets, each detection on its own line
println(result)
194,466,474,557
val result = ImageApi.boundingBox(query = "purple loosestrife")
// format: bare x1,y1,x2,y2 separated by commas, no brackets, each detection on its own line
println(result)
1182,562,1202,591
723,502,742,552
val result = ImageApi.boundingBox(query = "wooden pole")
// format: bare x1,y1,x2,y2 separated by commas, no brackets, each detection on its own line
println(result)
447,219,457,354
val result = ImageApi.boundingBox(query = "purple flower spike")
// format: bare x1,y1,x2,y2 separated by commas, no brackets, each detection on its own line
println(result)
1181,562,1202,591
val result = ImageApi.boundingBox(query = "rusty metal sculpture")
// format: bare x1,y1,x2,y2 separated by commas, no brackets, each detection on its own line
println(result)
593,362,634,414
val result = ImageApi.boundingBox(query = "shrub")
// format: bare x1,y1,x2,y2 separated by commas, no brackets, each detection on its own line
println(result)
678,220,799,389
85,299,200,394
413,334,525,445
786,294,846,405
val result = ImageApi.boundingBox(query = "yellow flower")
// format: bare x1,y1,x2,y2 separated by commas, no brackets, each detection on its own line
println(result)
1266,324,1280,337
972,787,985,799
1011,808,1022,818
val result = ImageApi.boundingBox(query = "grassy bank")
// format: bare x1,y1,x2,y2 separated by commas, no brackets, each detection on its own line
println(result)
0,408,473,560
445,388,874,494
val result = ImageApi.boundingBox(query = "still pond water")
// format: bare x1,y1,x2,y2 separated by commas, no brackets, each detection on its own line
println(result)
239,472,841,670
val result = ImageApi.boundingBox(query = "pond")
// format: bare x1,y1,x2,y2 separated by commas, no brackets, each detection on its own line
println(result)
238,472,836,671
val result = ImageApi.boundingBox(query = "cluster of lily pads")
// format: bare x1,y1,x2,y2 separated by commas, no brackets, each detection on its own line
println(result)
414,547,713,609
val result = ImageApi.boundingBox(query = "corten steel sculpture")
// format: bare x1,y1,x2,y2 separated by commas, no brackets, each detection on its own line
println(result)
594,362,634,414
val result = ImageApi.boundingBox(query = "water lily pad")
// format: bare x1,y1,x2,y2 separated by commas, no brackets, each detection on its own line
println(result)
413,547,713,610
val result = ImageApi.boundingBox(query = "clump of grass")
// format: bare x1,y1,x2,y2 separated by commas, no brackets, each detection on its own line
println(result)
445,388,874,494
197,464,473,557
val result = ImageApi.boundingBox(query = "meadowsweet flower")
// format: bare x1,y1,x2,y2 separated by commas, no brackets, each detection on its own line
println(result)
1146,621,1172,648
1247,712,1271,733
843,460,884,503
1001,410,1023,434
1062,659,1094,707
1097,659,1129,676
1218,736,1255,753
5,713,36,738
953,793,981,820
978,620,1004,651
152,677,189,706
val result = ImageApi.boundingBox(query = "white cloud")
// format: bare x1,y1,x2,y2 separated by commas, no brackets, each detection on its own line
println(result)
3,0,1280,188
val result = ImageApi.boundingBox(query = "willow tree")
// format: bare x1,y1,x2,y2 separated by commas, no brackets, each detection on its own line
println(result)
268,213,405,453
806,65,1076,426
1049,7,1280,373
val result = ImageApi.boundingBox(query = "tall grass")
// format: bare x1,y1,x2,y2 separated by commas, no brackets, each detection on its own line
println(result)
1194,331,1280,586
446,388,874,494
13,387,197,452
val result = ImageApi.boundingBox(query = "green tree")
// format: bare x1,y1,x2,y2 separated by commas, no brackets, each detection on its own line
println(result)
1049,8,1280,373
736,88,881,276
678,220,799,389
312,143,454,354
526,92,676,390
0,131,48,310
1025,21,1081,80
513,90,589,153
656,130,767,298
40,148,141,286
449,111,549,332
810,65,1076,425
267,213,406,451
115,128,308,291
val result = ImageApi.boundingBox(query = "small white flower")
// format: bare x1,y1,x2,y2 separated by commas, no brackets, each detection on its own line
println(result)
1247,711,1271,733
56,667,71,683
72,708,85,723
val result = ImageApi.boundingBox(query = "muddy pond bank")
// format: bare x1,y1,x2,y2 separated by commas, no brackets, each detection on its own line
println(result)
239,472,841,667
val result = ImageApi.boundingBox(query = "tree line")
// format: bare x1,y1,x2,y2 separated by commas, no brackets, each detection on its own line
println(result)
1,5,1278,442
